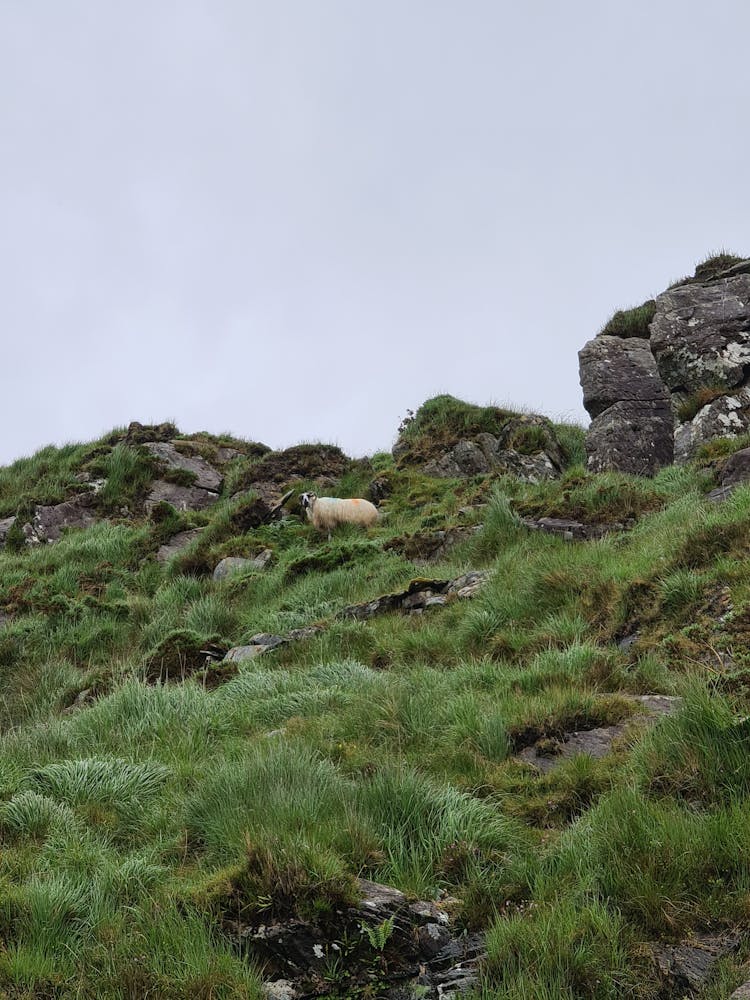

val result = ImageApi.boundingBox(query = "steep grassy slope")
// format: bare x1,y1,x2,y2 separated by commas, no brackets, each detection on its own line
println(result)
0,406,749,998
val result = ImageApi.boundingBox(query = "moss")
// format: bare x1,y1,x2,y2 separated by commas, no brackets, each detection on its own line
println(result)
599,300,656,340
284,541,380,581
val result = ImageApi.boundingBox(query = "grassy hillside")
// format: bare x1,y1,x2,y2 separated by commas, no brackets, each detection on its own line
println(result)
0,401,749,998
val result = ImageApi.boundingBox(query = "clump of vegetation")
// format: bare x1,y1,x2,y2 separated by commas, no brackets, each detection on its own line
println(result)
598,299,656,339
394,394,579,469
675,384,728,423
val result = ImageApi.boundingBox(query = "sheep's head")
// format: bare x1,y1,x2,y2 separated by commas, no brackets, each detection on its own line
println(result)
300,492,317,512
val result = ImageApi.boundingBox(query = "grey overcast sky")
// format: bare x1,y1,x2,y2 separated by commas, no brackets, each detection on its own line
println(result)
2,1,749,465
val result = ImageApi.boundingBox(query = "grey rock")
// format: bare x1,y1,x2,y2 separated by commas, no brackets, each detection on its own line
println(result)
446,571,489,597
143,442,223,491
248,632,285,649
0,516,16,547
585,399,674,476
262,981,298,1000
674,387,750,463
156,529,203,563
579,335,674,475
653,934,740,994
213,551,273,580
617,633,640,652
145,481,220,513
651,271,750,393
721,446,750,487
26,496,99,544
216,447,242,463
579,335,670,420
730,982,750,1000
498,449,559,483
707,484,736,503
417,922,453,959
424,440,489,477
223,645,268,663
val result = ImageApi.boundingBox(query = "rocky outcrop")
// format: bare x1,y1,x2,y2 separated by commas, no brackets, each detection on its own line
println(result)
232,878,483,1000
422,420,563,483
521,516,633,541
580,258,750,471
579,336,673,475
144,481,220,513
143,442,223,492
340,571,488,621
23,495,99,544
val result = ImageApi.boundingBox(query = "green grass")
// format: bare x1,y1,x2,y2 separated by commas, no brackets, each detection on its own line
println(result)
0,401,750,995
598,299,656,340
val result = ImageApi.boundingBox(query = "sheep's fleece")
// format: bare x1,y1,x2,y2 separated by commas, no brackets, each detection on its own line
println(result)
300,493,379,532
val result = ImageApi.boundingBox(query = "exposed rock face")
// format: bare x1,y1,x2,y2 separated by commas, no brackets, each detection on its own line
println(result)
423,435,559,482
521,516,633,541
652,933,740,996
580,259,750,470
213,551,273,580
674,388,750,463
579,336,673,475
145,481,220,513
143,442,223,491
24,496,99,544
650,273,750,393
340,571,488,621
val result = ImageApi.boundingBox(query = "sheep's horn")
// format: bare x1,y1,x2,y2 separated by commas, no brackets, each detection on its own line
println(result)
268,489,295,520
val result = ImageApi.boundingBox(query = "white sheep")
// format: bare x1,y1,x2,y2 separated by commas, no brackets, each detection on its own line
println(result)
300,492,379,538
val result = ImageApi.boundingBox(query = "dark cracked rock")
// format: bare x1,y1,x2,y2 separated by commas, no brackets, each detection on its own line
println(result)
579,335,671,420
339,572,489,621
653,932,741,996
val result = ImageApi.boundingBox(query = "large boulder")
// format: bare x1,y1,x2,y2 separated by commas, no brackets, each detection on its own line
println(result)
579,337,673,475
580,257,750,471
650,269,750,393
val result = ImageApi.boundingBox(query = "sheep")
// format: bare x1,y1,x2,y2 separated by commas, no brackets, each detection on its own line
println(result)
300,492,379,538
